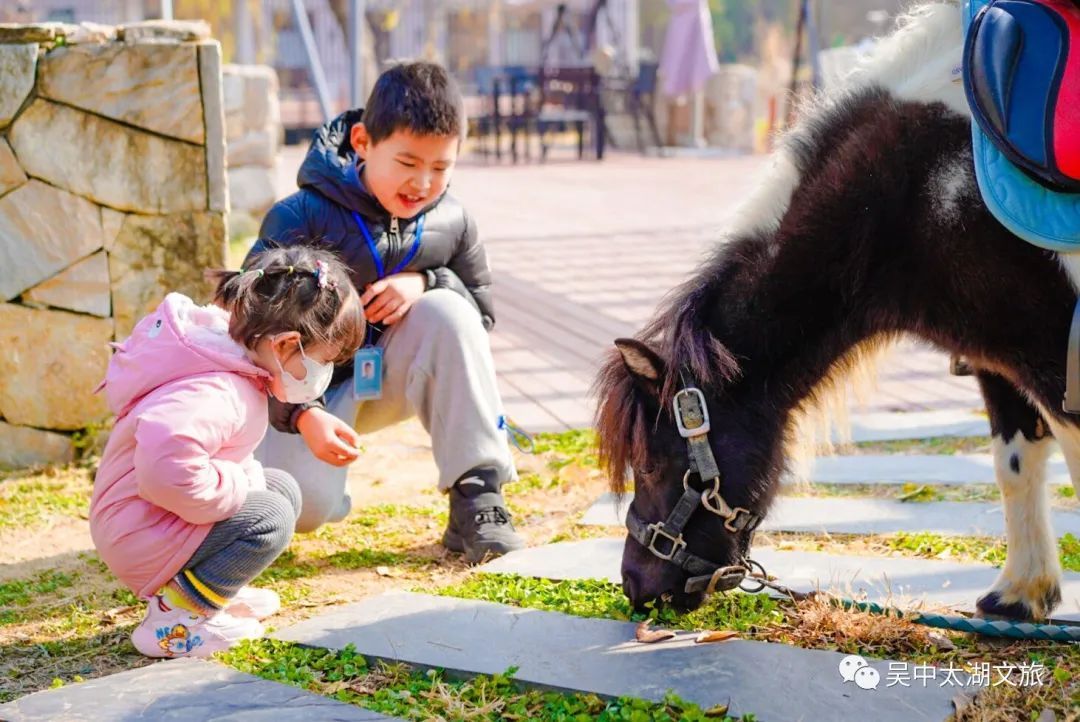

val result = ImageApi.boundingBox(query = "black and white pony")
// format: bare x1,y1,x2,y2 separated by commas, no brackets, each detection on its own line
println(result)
595,2,1080,621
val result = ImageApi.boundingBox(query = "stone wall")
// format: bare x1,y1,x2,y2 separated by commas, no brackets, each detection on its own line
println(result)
223,64,281,240
0,21,227,468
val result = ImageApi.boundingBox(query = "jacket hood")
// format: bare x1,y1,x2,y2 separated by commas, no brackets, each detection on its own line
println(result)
297,110,445,219
100,293,269,418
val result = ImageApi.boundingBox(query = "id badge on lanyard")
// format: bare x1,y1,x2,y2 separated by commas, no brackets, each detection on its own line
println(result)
353,346,383,400
350,212,425,401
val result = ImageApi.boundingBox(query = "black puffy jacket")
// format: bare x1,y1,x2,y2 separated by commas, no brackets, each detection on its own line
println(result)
248,110,495,433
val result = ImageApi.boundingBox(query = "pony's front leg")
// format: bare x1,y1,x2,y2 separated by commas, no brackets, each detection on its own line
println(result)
974,372,1062,621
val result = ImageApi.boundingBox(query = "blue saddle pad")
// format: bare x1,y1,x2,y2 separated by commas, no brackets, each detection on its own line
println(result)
964,0,1080,252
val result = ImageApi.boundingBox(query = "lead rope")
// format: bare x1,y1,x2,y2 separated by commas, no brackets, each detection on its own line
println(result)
746,574,1080,643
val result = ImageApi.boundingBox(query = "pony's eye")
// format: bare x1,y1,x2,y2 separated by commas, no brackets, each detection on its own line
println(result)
633,464,658,481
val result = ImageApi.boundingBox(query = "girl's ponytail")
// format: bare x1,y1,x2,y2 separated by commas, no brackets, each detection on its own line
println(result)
207,245,364,361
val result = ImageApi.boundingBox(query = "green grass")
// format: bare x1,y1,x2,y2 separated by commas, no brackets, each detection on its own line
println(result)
0,570,78,614
852,435,992,455
434,574,784,632
323,548,415,570
341,503,448,532
877,531,1080,572
1061,533,1080,571
881,531,1007,565
788,481,1002,503
0,469,92,529
249,503,452,588
535,429,599,470
534,429,598,460
220,639,754,721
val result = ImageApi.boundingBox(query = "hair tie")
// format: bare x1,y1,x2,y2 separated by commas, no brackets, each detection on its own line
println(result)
315,260,336,289
288,265,294,275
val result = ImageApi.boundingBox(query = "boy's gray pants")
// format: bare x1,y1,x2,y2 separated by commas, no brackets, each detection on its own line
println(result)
254,289,517,533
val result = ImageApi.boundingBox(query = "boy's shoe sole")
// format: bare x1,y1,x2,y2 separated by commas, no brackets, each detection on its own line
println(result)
441,525,524,564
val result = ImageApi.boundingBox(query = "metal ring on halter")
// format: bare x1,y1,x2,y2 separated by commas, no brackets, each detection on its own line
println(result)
682,469,720,495
738,557,768,593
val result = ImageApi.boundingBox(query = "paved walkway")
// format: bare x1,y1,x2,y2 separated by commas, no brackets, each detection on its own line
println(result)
276,149,983,431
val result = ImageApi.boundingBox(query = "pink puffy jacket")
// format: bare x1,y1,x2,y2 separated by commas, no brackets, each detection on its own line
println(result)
90,293,271,598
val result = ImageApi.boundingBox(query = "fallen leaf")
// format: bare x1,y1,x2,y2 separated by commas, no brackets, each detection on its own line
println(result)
102,605,139,623
695,629,740,644
323,680,351,695
926,631,956,651
635,621,676,643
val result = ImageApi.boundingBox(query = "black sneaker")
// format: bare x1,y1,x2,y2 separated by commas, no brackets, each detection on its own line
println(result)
442,467,525,563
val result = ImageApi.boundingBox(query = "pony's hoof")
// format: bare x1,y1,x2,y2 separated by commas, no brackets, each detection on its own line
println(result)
974,592,1034,621
976,583,1061,622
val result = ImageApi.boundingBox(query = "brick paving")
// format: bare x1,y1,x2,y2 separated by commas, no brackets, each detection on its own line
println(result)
276,148,983,431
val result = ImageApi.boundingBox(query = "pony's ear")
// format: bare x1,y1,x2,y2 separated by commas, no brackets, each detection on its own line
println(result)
614,338,664,382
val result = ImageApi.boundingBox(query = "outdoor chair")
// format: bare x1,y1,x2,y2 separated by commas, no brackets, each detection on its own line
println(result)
535,66,605,161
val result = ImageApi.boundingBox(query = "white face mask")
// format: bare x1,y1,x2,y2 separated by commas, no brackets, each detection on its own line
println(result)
272,338,334,404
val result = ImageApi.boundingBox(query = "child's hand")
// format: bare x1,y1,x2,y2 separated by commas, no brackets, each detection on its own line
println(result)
296,408,362,466
361,272,426,325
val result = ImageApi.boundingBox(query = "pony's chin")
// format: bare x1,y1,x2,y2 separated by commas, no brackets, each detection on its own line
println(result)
669,589,707,612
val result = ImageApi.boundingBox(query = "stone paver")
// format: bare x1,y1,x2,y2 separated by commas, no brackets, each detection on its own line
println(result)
478,539,1080,622
809,454,1070,485
0,657,397,721
275,591,961,721
580,492,1080,538
839,409,990,442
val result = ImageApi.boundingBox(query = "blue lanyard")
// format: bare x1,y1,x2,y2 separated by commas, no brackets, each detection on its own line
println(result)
351,212,425,280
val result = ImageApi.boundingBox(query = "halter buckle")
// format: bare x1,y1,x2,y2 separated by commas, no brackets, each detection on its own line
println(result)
646,522,686,561
673,387,711,438
705,565,748,595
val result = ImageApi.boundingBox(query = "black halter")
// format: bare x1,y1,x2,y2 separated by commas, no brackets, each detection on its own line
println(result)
625,374,765,596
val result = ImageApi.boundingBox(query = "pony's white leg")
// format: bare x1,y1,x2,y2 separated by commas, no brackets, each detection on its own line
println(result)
976,432,1062,620
975,373,1061,620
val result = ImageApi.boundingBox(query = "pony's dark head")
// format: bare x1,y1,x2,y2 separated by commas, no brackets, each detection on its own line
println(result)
594,284,786,612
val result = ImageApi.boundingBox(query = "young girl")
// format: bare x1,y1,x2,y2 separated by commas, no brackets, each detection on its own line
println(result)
90,246,364,658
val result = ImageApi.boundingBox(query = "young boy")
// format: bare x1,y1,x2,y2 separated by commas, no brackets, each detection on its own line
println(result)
249,61,524,562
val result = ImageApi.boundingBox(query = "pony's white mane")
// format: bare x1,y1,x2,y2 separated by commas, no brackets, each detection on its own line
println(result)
722,3,970,481
843,1,968,115
728,2,967,241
